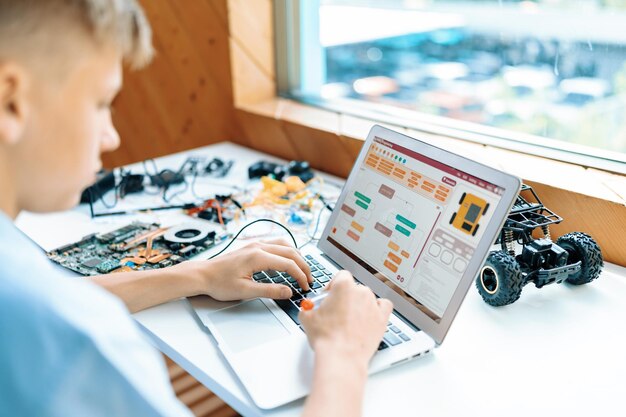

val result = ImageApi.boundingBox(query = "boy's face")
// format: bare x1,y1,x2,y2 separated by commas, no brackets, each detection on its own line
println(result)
0,44,122,214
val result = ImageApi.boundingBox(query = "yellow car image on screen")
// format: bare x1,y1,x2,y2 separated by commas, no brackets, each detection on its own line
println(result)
450,192,489,236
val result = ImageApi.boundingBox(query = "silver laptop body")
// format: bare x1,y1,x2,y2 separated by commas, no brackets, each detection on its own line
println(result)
190,125,521,409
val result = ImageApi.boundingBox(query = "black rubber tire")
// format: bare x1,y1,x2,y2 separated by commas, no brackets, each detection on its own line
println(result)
450,212,456,224
557,232,603,285
476,251,525,306
459,192,466,204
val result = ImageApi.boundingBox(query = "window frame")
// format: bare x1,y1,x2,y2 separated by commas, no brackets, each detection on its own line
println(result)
273,0,626,175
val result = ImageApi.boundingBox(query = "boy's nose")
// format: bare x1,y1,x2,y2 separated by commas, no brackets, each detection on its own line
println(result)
101,124,120,153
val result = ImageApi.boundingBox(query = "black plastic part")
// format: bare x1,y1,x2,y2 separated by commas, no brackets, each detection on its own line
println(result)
197,208,231,224
80,170,116,203
532,261,581,287
205,158,234,177
520,238,568,272
248,161,283,179
248,160,315,183
118,174,145,198
476,251,525,307
286,160,315,183
150,169,185,188
556,232,604,285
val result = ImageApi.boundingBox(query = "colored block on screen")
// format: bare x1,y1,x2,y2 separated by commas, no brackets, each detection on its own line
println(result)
387,241,400,251
375,222,392,237
350,221,364,233
395,224,411,237
378,184,395,199
341,204,356,217
396,215,416,229
388,252,402,264
384,260,398,273
355,199,369,210
354,191,372,204
347,230,360,242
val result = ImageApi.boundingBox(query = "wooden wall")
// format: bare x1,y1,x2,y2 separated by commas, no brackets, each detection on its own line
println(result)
165,356,238,417
103,0,243,168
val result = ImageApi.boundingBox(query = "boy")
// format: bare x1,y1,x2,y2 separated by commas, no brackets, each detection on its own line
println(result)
0,1,393,416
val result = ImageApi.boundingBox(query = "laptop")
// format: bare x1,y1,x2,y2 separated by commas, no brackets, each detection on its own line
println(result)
190,125,521,409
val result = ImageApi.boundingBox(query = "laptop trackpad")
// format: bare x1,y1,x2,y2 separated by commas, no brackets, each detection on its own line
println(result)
209,299,290,353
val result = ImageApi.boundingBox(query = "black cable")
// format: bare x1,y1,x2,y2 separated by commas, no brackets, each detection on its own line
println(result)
208,219,298,260
92,203,195,217
143,159,159,176
190,168,202,200
95,173,119,209
301,207,326,249
142,159,164,196
301,197,336,249
162,158,199,203
316,193,334,212
162,178,189,203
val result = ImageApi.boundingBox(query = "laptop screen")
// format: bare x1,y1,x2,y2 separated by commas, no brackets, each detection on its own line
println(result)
326,136,505,322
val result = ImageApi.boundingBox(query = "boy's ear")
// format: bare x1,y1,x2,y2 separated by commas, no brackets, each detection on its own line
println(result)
0,62,30,146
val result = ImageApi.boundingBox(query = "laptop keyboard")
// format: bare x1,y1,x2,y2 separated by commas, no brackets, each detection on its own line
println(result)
253,254,411,351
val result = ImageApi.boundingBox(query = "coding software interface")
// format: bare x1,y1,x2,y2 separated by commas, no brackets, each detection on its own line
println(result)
328,137,504,321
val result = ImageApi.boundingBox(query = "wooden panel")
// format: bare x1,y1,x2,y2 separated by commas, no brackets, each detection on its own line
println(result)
103,0,243,168
235,109,298,160
281,121,355,178
525,181,626,266
227,0,275,106
165,356,239,417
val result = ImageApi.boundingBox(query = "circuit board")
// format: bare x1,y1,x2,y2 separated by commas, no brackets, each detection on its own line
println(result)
47,221,229,276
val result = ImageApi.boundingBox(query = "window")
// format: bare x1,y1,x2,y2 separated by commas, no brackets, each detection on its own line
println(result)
275,0,626,173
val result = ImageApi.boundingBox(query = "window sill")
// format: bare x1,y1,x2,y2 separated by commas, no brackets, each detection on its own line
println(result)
236,98,626,206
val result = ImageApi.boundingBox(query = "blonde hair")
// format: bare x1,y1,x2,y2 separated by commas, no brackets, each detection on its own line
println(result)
0,0,154,69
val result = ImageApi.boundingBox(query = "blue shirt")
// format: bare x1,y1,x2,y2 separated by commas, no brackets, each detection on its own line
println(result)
0,213,193,417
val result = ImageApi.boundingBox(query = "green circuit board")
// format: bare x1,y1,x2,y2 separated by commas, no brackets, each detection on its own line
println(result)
47,221,229,276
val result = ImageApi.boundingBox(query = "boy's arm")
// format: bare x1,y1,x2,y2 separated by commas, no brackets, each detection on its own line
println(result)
300,272,393,417
88,239,313,313
88,264,206,313
303,343,369,417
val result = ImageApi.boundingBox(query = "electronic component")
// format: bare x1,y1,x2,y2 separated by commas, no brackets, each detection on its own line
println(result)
80,170,116,204
185,196,242,226
118,173,145,198
150,169,186,188
248,160,314,183
163,223,213,245
47,222,230,276
205,157,234,177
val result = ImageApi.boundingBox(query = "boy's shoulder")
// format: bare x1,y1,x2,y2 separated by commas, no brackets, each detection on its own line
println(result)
0,215,190,417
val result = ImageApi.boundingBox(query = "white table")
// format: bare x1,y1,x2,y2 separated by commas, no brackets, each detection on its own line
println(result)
17,142,626,417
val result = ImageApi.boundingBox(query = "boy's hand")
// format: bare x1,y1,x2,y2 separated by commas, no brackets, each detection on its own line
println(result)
180,238,313,301
299,271,393,368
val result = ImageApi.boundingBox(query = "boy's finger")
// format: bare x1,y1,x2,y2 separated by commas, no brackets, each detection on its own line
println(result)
258,243,312,283
261,237,293,248
240,280,292,300
327,271,353,292
298,309,313,328
377,298,394,318
253,251,310,291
